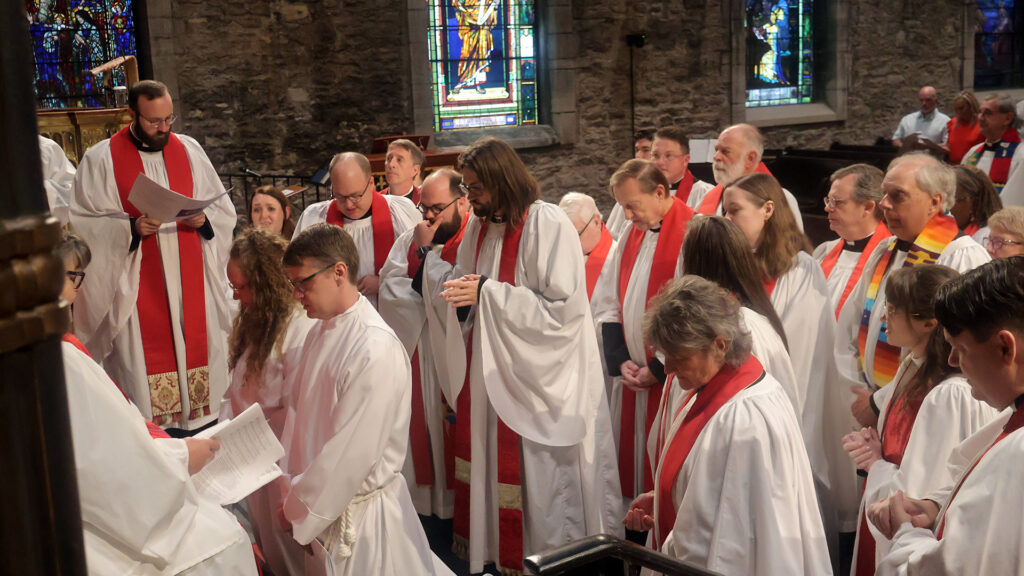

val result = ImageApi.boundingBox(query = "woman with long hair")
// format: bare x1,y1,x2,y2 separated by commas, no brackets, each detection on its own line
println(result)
842,265,999,576
222,227,315,575
950,165,1003,244
946,90,985,164
249,185,297,238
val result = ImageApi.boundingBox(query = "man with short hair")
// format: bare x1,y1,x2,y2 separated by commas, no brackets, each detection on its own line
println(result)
379,168,469,519
699,123,804,230
892,86,950,149
593,159,696,512
836,154,990,428
383,138,425,205
814,164,892,318
418,137,622,574
279,223,451,576
867,257,1024,576
961,94,1024,207
294,152,420,307
634,129,653,160
70,79,235,432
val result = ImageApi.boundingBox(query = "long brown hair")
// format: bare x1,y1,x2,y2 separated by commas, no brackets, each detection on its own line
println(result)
884,265,960,401
228,228,297,386
251,185,297,238
725,172,811,279
457,137,539,226
683,215,788,350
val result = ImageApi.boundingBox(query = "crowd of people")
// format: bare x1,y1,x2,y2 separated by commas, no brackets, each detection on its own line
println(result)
42,78,1024,576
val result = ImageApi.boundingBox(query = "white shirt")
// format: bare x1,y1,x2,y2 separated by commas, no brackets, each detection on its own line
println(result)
893,110,951,144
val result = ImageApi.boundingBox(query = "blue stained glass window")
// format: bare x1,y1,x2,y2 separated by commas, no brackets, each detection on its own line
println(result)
745,0,814,108
974,1,1023,90
427,0,539,131
24,0,137,109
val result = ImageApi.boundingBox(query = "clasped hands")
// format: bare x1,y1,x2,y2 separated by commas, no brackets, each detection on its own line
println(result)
867,490,940,539
842,426,882,471
441,273,482,307
620,360,660,392
134,212,207,237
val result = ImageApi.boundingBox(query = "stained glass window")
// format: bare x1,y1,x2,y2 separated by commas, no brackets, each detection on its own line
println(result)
24,0,137,109
974,1,1023,90
427,0,538,131
744,0,814,108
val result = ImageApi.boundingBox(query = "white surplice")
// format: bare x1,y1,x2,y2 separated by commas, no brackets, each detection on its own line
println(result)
421,201,623,573
280,295,451,576
875,410,1024,576
648,374,833,576
40,135,75,226
293,196,421,308
814,238,868,315
62,341,257,576
851,358,1001,574
220,308,317,576
961,139,1024,207
741,306,799,409
70,135,235,430
379,228,455,519
606,178,715,239
589,236,619,405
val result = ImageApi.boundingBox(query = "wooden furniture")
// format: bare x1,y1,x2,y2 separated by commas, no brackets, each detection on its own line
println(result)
37,108,132,166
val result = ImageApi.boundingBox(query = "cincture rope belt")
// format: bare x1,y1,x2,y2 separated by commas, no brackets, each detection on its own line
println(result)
319,474,400,560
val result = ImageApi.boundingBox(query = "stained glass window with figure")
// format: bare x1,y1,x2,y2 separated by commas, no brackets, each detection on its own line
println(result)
974,0,1022,90
24,0,137,109
427,0,538,131
745,0,814,108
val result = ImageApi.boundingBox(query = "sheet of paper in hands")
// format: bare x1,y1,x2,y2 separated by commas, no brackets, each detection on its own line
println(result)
192,403,285,505
127,172,229,222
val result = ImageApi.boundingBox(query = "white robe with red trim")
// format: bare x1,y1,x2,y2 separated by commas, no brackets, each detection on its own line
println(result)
421,201,623,573
62,341,257,576
70,136,235,430
293,196,421,308
646,374,832,576
606,179,715,239
378,228,455,519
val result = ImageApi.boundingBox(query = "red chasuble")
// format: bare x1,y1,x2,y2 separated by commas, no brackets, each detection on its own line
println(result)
325,190,395,276
820,222,892,319
585,224,614,300
453,211,529,572
652,355,766,549
110,126,210,427
617,197,695,496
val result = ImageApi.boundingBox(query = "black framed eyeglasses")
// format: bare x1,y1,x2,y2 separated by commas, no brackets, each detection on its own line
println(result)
66,270,85,289
577,216,595,237
288,263,335,294
139,114,176,128
334,180,371,205
417,197,459,218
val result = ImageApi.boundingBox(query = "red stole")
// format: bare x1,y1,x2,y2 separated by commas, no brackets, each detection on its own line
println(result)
402,218,468,486
653,356,765,548
385,185,421,206
325,191,395,276
109,126,210,427
696,162,773,215
821,222,892,319
936,405,1024,539
584,224,614,300
763,275,779,297
453,212,528,572
672,171,695,204
963,222,980,237
617,197,694,496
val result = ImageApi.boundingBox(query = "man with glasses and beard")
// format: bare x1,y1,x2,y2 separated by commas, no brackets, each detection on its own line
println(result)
294,152,420,307
69,79,235,435
379,168,469,520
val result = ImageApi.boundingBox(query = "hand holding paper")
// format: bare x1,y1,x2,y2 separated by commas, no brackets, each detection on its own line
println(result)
127,172,228,223
192,403,285,505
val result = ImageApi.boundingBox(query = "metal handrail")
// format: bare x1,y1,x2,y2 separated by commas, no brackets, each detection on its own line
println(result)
523,534,722,576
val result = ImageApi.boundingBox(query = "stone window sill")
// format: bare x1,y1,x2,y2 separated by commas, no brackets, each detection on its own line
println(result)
431,124,559,150
743,102,845,128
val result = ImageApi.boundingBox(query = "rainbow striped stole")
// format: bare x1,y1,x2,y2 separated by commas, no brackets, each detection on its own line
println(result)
857,214,960,387
965,130,1021,194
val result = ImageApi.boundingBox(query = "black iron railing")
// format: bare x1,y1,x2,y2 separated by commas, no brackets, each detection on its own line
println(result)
523,535,721,576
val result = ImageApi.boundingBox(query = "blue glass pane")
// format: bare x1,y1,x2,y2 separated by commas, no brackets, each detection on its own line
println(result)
745,0,814,108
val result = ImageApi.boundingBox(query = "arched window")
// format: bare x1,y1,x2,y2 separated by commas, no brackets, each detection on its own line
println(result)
24,0,138,109
972,0,1023,91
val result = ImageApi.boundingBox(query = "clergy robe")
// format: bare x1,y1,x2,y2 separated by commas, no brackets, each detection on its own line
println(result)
852,361,1000,574
814,224,891,319
961,137,1024,207
293,195,421,308
40,135,75,226
220,308,317,576
280,295,450,576
382,184,421,206
62,341,257,576
606,173,714,239
379,227,457,519
420,201,623,574
647,368,832,576
741,306,799,408
587,231,619,404
875,407,1024,576
70,134,235,430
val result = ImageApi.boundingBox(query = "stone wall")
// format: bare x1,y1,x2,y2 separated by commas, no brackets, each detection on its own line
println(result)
147,0,967,213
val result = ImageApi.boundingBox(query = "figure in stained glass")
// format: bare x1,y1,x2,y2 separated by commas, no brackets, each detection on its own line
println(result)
452,0,499,94
745,0,813,108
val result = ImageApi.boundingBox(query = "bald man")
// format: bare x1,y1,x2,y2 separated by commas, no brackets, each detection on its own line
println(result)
892,86,950,149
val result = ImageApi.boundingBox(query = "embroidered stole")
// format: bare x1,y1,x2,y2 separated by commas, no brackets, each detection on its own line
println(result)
584,224,614,300
857,214,959,387
110,127,210,427
617,197,694,496
453,211,529,573
696,162,773,215
821,222,892,319
936,405,1024,539
964,128,1022,194
652,356,765,549
326,191,395,275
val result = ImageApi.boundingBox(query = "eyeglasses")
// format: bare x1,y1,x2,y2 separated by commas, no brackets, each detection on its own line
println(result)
228,281,248,293
288,263,335,294
65,270,85,289
577,216,595,237
984,236,1024,251
458,183,485,196
823,196,850,209
139,114,176,128
333,180,370,205
417,197,459,218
